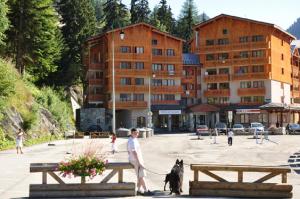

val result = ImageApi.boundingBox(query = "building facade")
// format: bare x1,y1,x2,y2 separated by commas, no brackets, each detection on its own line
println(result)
190,14,296,127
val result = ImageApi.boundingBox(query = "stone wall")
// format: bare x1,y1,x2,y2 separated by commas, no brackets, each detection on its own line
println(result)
79,108,106,131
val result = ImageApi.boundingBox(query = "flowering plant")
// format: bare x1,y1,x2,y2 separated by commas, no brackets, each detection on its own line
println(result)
58,142,107,182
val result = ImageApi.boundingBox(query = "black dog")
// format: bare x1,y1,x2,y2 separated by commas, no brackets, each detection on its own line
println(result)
164,159,184,195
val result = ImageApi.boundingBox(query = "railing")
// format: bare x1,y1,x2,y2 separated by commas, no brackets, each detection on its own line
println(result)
88,79,103,85
152,70,182,77
237,102,264,106
204,74,230,83
152,85,183,93
106,85,149,92
29,162,135,198
190,164,292,198
152,100,180,105
232,72,270,80
237,88,266,96
181,77,195,84
108,101,148,109
89,63,104,70
204,89,230,97
106,68,149,77
205,59,232,67
88,94,105,102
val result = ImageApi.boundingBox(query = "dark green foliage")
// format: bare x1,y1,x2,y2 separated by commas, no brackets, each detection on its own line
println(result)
156,0,175,33
130,0,150,24
287,18,300,39
56,0,97,85
0,0,9,46
102,0,130,31
149,6,167,31
92,0,105,22
6,0,62,83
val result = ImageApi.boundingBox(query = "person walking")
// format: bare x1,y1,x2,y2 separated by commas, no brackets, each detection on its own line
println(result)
127,128,153,196
111,133,117,154
227,129,234,146
16,128,24,154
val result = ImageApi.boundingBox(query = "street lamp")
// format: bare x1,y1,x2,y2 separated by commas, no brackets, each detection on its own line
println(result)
148,73,156,128
112,29,125,134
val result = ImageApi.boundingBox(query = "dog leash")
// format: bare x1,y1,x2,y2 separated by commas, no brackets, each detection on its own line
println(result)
144,167,169,176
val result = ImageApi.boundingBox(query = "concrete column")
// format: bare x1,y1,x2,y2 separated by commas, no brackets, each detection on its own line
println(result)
189,113,194,131
168,114,172,132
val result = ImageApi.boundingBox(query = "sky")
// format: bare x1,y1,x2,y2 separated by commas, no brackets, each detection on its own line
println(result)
122,0,300,30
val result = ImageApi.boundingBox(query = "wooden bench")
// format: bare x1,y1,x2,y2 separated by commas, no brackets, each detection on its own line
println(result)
30,162,135,198
190,164,292,198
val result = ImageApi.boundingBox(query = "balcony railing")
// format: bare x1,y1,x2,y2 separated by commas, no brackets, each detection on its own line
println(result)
152,100,180,105
204,74,230,83
108,101,148,109
204,89,230,97
232,72,270,80
107,68,149,76
152,70,182,77
237,102,264,106
88,79,103,85
237,88,266,96
205,59,232,67
181,77,195,84
152,85,183,93
88,94,105,102
107,85,149,92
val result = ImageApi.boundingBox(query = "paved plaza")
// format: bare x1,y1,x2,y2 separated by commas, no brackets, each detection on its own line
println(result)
0,133,300,198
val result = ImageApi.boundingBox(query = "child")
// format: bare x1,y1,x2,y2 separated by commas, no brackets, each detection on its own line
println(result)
111,133,117,154
227,129,234,146
16,128,24,154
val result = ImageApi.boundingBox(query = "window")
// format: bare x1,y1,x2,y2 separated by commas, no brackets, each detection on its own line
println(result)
253,81,264,88
219,83,229,89
206,40,214,46
240,81,251,88
253,96,265,103
239,36,248,43
281,40,284,46
93,53,98,63
220,97,229,104
162,79,175,86
91,86,102,94
207,83,217,90
206,54,214,61
223,29,228,34
219,68,229,74
135,62,144,69
95,71,103,79
207,97,218,104
241,96,252,102
281,68,284,75
237,66,248,74
152,63,162,71
134,47,144,54
167,64,175,71
189,84,194,89
240,51,249,58
120,78,131,85
252,65,264,73
120,62,131,69
166,49,175,56
152,39,158,45
164,94,175,100
252,50,264,57
206,69,217,75
137,116,146,128
218,38,229,45
133,94,144,101
152,79,162,86
135,78,144,85
252,35,264,42
240,114,249,123
120,46,131,53
151,94,163,101
281,54,284,60
120,93,131,101
218,53,229,60
152,48,162,55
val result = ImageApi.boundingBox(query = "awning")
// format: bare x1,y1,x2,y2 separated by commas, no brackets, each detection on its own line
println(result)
259,103,300,112
187,104,219,113
236,109,261,114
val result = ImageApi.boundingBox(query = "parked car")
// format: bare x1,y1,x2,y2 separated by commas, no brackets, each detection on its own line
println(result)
232,124,245,133
215,122,227,134
85,125,102,135
196,125,209,136
250,122,264,136
286,123,300,134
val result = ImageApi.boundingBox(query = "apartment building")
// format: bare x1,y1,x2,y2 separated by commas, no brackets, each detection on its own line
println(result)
190,14,296,127
84,23,186,131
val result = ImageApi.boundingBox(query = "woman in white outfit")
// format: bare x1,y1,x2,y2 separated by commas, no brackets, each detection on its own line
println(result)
16,129,24,154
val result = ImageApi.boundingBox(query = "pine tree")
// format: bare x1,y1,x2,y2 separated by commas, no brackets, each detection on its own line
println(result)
149,6,167,31
102,0,130,31
287,17,300,39
92,0,106,32
0,0,9,46
176,0,199,52
57,0,97,84
130,0,150,24
6,0,62,83
156,0,175,33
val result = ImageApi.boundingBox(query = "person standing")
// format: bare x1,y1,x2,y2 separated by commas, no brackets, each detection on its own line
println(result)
227,129,234,146
16,129,24,154
127,128,153,196
111,133,117,154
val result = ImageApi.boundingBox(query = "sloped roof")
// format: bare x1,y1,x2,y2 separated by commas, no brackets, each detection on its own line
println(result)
194,14,296,40
87,22,185,42
291,40,300,55
182,53,201,66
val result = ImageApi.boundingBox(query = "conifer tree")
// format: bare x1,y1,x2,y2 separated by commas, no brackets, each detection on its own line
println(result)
156,0,175,33
149,6,167,31
0,0,9,47
102,0,130,31
130,0,150,24
57,0,97,84
6,0,62,83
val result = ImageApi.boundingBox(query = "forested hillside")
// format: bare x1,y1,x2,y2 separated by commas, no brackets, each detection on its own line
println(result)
287,17,300,39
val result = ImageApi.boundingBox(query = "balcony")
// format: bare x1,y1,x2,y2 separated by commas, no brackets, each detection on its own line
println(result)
152,85,183,93
293,90,300,98
204,74,230,83
88,63,104,70
152,100,180,105
152,70,182,78
108,101,148,109
107,85,148,92
204,89,230,97
152,55,181,63
232,72,270,80
88,94,105,102
181,76,195,84
205,59,232,67
107,68,149,77
237,102,264,106
237,88,266,96
88,79,103,85
181,90,197,98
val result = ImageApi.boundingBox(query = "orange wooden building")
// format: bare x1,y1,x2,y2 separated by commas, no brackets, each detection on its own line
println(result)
190,14,296,127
